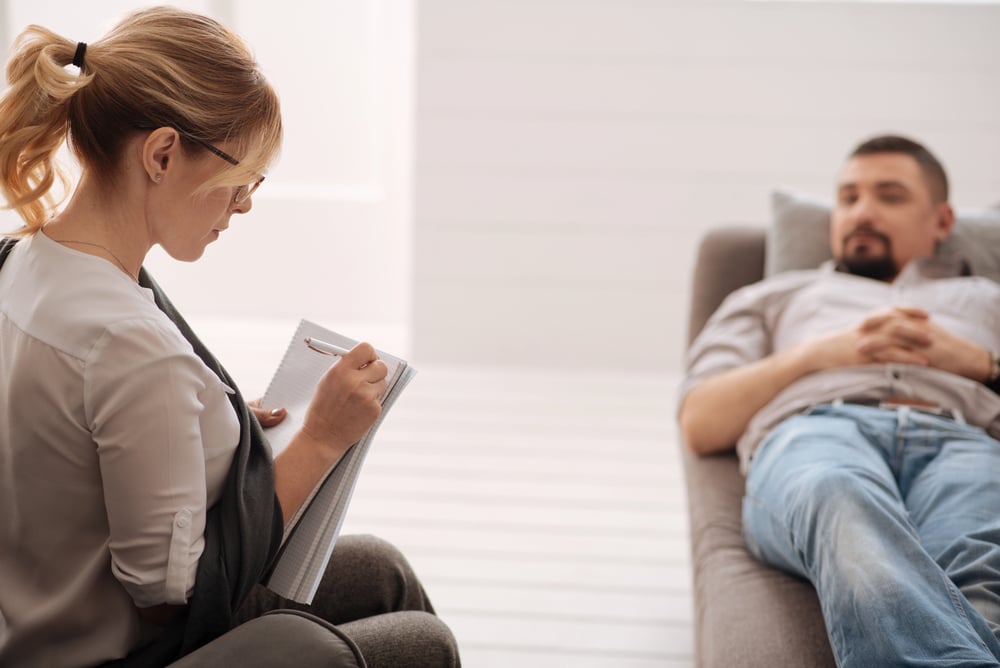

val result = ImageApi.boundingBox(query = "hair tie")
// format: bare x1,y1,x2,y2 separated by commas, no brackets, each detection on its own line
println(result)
72,42,87,68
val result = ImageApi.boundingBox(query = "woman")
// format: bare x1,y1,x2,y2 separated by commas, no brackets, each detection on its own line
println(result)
0,7,458,667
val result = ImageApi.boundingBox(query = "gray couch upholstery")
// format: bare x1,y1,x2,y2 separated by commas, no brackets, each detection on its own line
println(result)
682,226,836,668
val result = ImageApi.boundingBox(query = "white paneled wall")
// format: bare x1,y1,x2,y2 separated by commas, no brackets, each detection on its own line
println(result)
0,0,415,354
3,1,1000,374
413,0,1000,373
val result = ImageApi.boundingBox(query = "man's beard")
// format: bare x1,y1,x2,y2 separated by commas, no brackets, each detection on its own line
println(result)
836,229,899,281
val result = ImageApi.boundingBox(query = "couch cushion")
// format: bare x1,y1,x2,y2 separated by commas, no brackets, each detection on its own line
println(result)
766,189,1000,281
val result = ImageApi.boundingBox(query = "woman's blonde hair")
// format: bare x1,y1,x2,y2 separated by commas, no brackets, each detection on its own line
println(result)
0,6,282,233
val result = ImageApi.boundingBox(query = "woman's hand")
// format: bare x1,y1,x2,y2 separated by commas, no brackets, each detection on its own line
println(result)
271,342,389,524
301,342,389,455
248,398,287,427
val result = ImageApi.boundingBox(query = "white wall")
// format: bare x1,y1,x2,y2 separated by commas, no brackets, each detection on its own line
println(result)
3,1,999,375
0,0,414,353
412,0,1000,373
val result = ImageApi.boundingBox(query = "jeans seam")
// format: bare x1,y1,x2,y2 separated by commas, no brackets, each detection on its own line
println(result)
742,494,854,663
942,573,994,653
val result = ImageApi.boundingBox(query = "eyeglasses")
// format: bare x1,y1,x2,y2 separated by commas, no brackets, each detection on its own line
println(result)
135,125,264,205
184,135,265,205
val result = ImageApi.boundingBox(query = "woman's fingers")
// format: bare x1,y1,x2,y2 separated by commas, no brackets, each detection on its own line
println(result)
248,397,286,427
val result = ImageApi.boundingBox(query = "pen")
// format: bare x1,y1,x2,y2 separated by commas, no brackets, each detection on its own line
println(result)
304,337,352,357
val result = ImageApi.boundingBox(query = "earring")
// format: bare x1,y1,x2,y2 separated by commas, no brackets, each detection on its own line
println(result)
155,174,162,183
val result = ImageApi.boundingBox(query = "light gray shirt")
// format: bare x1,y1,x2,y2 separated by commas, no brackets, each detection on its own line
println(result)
680,254,1000,473
0,232,240,667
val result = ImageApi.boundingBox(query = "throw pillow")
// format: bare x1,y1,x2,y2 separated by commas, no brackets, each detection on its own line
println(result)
767,188,1000,282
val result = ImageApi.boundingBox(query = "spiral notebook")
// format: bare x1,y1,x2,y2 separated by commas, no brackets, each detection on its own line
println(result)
259,319,416,604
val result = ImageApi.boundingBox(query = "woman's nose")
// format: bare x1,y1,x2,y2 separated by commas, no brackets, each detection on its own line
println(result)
231,194,253,214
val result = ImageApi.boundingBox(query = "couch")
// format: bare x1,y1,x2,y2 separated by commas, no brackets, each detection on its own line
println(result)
681,192,1000,667
681,225,836,668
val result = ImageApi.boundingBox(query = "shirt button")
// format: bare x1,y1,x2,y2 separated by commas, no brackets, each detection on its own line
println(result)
176,514,191,529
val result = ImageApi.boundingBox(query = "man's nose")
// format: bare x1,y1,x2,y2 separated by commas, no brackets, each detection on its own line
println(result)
849,196,877,225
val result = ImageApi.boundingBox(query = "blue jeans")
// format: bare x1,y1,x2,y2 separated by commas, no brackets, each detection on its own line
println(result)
743,403,1000,668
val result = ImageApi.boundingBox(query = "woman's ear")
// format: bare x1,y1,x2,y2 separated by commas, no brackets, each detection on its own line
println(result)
141,127,181,184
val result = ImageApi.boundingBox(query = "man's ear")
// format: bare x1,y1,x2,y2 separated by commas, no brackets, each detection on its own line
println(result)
141,127,181,184
934,202,956,243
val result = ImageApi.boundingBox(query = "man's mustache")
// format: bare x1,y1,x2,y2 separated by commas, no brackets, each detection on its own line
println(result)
843,227,891,247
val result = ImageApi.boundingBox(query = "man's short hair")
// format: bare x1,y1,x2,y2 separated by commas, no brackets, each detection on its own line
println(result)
849,134,950,204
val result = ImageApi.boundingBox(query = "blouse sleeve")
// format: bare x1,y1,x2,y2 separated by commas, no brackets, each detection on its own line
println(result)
83,318,229,608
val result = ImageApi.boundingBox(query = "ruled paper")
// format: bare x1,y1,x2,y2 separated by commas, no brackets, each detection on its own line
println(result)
260,319,415,603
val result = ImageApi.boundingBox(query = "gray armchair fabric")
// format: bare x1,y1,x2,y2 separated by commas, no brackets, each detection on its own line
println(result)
682,226,835,668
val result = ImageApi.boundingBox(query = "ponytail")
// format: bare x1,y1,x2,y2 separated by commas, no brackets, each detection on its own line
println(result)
0,7,282,234
0,26,92,233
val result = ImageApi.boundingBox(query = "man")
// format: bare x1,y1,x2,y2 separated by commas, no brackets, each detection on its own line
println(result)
679,135,1000,667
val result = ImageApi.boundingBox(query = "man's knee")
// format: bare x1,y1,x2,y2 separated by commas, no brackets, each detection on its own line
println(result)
747,464,901,554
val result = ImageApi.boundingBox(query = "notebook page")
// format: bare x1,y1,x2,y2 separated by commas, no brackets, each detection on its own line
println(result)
265,363,415,602
259,319,414,603
260,319,402,460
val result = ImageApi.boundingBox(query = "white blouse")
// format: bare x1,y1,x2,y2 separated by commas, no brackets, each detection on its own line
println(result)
0,232,240,667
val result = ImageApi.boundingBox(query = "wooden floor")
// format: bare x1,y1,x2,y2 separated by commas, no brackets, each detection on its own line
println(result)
197,319,693,667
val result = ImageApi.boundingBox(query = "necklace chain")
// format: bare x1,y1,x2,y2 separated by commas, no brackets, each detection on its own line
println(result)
50,239,138,282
